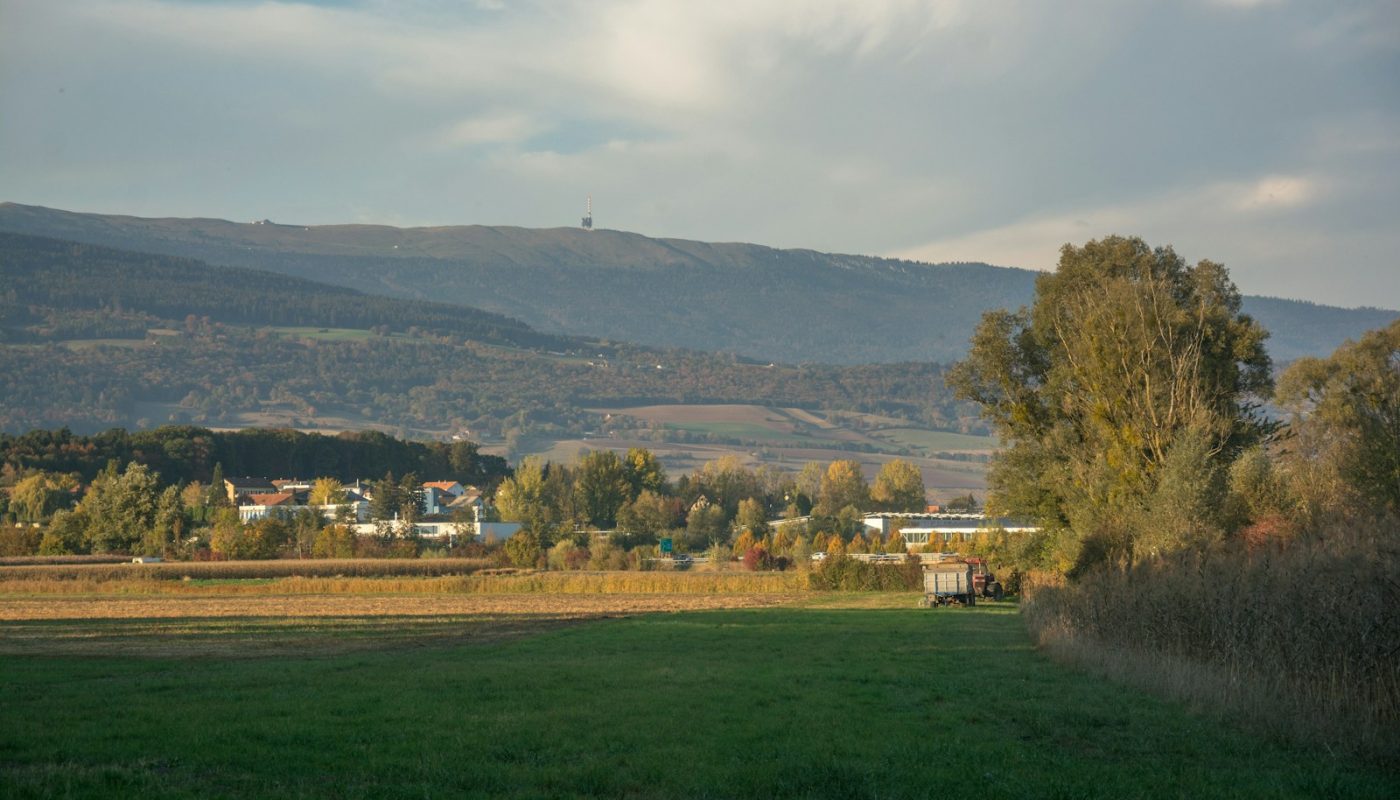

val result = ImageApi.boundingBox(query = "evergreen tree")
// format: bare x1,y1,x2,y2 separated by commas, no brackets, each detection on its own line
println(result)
207,462,230,507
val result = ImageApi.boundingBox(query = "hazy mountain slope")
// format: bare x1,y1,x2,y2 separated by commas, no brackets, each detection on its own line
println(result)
1,202,1390,364
0,233,961,436
0,231,571,351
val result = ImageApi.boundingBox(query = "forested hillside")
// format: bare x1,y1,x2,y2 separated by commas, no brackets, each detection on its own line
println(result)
0,425,508,488
0,233,965,437
0,202,1392,364
0,232,566,350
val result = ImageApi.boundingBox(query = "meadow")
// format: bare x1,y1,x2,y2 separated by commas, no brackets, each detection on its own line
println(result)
2,590,1396,799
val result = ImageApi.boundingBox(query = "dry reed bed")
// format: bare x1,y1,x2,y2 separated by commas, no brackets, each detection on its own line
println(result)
0,570,811,597
0,558,490,582
1022,536,1400,766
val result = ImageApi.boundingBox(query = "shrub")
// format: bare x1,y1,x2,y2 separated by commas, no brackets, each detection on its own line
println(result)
312,525,356,559
807,554,922,591
742,546,774,571
547,540,580,571
587,540,628,571
0,525,42,557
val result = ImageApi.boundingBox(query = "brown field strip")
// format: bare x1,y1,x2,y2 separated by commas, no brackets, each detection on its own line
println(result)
0,593,802,657
0,593,797,621
590,403,792,426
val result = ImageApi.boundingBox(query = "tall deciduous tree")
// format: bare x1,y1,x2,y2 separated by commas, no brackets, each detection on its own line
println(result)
623,448,668,499
496,457,560,540
8,471,75,522
82,462,163,553
735,497,770,537
573,450,630,528
870,460,926,512
616,490,681,539
948,236,1273,572
695,455,760,517
816,460,869,516
309,477,346,506
1278,318,1400,521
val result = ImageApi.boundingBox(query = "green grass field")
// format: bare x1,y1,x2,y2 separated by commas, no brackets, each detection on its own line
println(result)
2,598,1394,799
871,427,999,454
265,326,394,342
663,420,812,443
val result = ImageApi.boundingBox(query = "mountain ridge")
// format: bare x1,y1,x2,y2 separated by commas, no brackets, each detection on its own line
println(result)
1,202,1393,365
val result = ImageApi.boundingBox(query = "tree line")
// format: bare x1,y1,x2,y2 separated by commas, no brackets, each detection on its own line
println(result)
489,450,935,569
0,426,507,491
0,432,947,567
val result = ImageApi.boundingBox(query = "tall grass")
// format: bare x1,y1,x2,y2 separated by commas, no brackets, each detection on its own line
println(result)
1022,532,1400,766
0,568,809,596
453,570,808,594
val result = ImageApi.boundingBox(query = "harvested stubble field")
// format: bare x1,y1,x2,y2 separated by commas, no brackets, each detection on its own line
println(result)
0,592,797,622
0,593,799,659
0,557,490,583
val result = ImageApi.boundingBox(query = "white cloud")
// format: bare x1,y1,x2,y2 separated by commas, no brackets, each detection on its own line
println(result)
893,173,1324,268
1233,175,1315,211
432,113,546,148
3,0,1397,309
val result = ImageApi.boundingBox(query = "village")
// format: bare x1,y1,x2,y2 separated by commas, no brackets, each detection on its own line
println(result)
226,475,522,543
225,471,1027,559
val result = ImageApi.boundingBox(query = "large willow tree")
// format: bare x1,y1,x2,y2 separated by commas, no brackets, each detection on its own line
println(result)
949,236,1273,572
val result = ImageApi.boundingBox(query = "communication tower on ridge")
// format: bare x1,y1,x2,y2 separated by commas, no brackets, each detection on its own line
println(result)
581,195,593,230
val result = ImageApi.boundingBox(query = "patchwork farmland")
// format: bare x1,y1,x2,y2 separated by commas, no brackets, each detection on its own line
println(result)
547,403,994,495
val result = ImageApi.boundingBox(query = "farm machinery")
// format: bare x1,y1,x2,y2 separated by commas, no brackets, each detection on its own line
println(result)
918,558,1003,607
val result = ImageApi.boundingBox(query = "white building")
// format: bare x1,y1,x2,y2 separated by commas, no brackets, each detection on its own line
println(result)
349,519,521,543
863,512,1039,550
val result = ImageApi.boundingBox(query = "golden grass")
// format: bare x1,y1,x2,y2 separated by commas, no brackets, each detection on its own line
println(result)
1022,534,1400,767
0,569,809,598
0,558,490,582
453,570,808,594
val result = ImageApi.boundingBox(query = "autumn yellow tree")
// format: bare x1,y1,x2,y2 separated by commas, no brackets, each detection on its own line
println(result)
870,460,926,512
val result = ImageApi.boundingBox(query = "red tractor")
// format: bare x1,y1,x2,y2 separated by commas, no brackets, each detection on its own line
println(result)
966,557,1004,601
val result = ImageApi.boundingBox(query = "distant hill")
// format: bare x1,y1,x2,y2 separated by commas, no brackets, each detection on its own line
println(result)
0,232,962,437
0,202,1393,364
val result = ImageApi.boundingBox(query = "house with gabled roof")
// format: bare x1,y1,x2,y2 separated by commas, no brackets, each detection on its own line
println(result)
225,477,276,505
421,481,469,516
238,491,297,523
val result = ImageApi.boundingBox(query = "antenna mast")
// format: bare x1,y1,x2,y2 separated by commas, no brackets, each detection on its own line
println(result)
581,195,593,230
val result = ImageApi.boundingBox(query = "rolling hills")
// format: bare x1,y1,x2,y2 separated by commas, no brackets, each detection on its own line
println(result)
0,232,991,490
3,202,1391,364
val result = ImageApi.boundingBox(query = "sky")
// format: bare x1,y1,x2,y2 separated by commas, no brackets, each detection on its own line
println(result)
2,0,1397,309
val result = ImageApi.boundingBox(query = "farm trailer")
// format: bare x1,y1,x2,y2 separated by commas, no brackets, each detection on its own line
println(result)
917,560,1005,606
919,563,977,607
